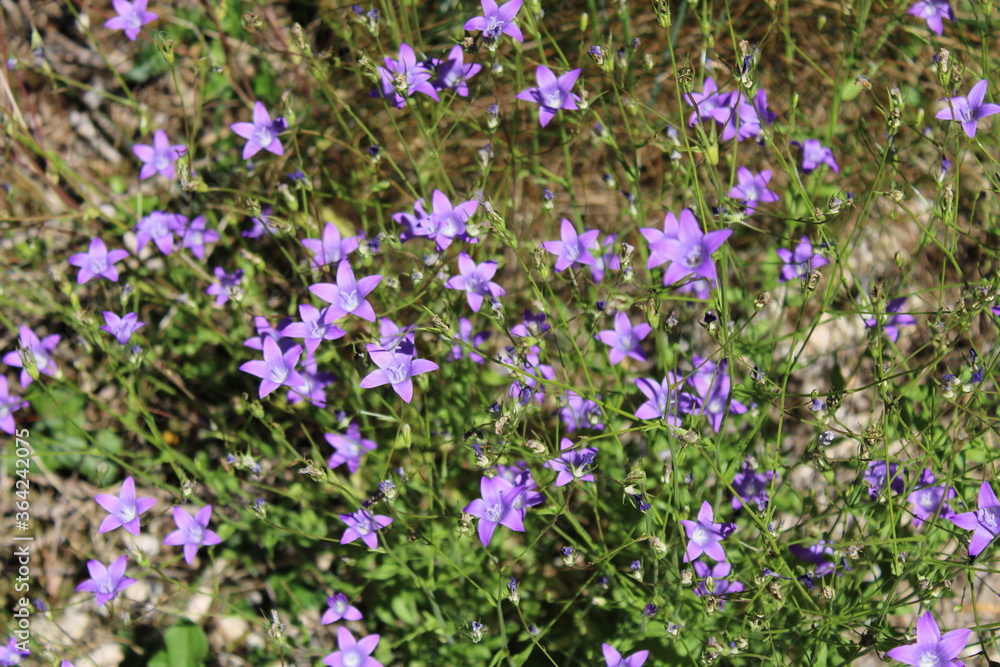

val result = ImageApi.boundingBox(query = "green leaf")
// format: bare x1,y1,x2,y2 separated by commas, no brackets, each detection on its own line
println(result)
148,620,209,667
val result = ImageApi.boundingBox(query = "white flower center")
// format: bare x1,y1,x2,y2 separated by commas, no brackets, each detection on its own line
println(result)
91,256,107,273
685,245,704,268
918,650,941,667
342,649,362,667
255,126,274,147
486,503,504,522
341,290,359,312
692,526,708,544
269,365,289,384
386,363,407,385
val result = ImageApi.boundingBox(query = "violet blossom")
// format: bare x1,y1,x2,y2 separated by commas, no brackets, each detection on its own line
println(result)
3,326,60,387
544,438,598,486
777,236,829,282
326,423,377,474
68,237,130,284
950,480,1000,559
163,505,223,565
100,312,145,346
517,66,581,128
301,222,359,268
94,476,156,535
339,508,393,549
309,260,382,322
445,252,506,312
231,101,287,160
680,501,736,562
359,343,439,403
238,336,305,399
75,555,136,605
595,311,651,366
104,0,157,41
464,475,526,547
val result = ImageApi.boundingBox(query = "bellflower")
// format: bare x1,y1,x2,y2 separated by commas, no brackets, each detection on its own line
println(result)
510,308,551,338
132,129,185,180
244,316,294,351
309,260,382,322
94,476,156,535
710,90,775,142
601,644,649,667
445,252,506,312
886,612,971,667
464,475,526,547
731,459,774,511
181,215,219,260
135,211,185,256
595,311,651,366
322,592,363,624
543,218,600,272
789,540,838,576
517,66,581,128
428,45,482,96
728,167,779,215
104,0,157,41
163,505,223,565
864,461,905,500
908,468,955,527
0,637,29,665
950,481,1000,559
231,101,287,160
0,376,28,435
98,311,144,346
544,438,598,486
377,318,416,356
238,336,305,399
777,236,829,282
791,139,840,173
464,0,524,45
421,190,479,250
693,561,745,609
864,297,916,343
686,356,747,433
68,237,130,284
935,79,1000,138
323,627,382,667
280,304,346,353
3,326,60,387
647,210,731,289
496,462,545,513
359,343,439,403
75,555,135,605
634,373,698,426
301,222,359,268
287,354,336,408
558,390,604,432
908,0,955,34
503,345,554,405
339,508,393,549
685,77,729,126
448,318,490,364
375,44,439,109
243,206,276,239
590,233,621,284
326,423,377,474
680,501,736,562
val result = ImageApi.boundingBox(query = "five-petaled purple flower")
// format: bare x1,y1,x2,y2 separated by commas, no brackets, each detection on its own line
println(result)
445,252,506,312
231,101,287,160
339,508,393,549
68,237,130,285
75,555,136,606
375,44,439,109
135,211,185,256
464,0,524,45
693,561,745,609
163,505,223,565
777,236,829,282
3,326,60,387
517,66,581,128
206,267,245,305
309,261,382,322
791,139,840,174
634,373,697,427
104,0,157,41
864,297,916,343
0,376,28,435
595,311,651,366
100,311,145,346
322,592,363,624
908,468,955,527
647,209,731,290
0,636,29,665
323,627,383,667
680,501,736,562
464,475,526,547
731,458,774,511
936,79,1000,138
132,129,185,180
326,423,377,474
542,218,599,272
544,438,598,486
301,222,359,268
182,216,219,260
864,461,905,500
449,317,490,364
728,167,779,215
951,481,1000,559
601,644,649,667
359,343,439,403
686,356,747,433
428,45,482,96
239,337,305,398
885,611,971,667
281,304,346,353
558,390,604,432
94,476,156,535
908,0,955,34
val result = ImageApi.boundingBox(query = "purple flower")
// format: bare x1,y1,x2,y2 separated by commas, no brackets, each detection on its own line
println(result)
908,469,955,527
685,77,729,126
0,637,29,665
182,216,219,260
243,316,294,351
428,45,482,96
496,462,545,512
647,209,731,289
680,501,736,562
464,475,526,547
135,211,185,255
544,438,598,486
0,377,27,435
731,459,774,511
75,555,136,605
243,206,276,238
728,167,779,215
100,311,145,346
516,66,581,127
776,236,829,282
464,0,524,44
542,218,600,272
950,481,1000,559
601,643,649,667
445,252,506,312
231,101,287,160
864,297,916,343
419,190,480,250
590,233,621,284
3,326,60,387
710,90,775,142
67,237,129,284
558,390,604,432
686,356,747,433
321,593,363,624
287,354,337,407
163,505,223,565
789,540,838,576
634,373,697,426
693,561,745,609
309,260,382,322
104,0,157,40
936,79,1000,138
339,508,392,549
791,139,839,174
908,0,955,34
595,311,651,366
503,345,554,405
886,612,971,667
239,337,305,399
301,222,359,268
205,266,243,306
323,627,382,667
374,44,439,109
94,476,156,535
326,423,377,474
132,129,185,180
510,309,550,338
449,318,490,363
280,304,346,354
359,344,438,403
377,318,416,356
864,461,905,500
